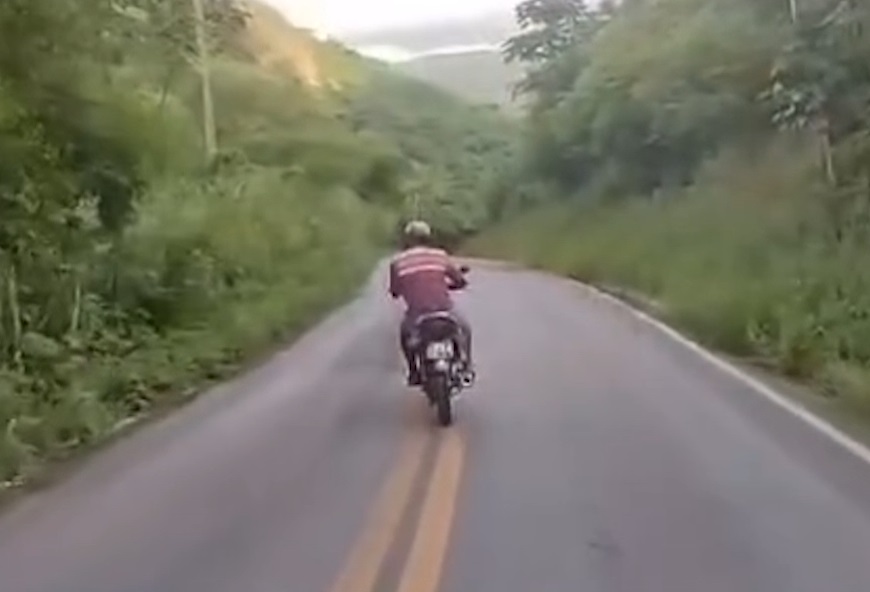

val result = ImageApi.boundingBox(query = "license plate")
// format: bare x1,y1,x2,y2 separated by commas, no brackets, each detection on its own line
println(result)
425,340,454,360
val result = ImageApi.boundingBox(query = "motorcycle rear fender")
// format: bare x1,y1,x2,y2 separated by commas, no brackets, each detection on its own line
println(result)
415,315,458,342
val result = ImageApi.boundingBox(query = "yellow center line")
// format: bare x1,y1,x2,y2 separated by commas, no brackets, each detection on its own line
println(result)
328,403,429,592
396,430,466,592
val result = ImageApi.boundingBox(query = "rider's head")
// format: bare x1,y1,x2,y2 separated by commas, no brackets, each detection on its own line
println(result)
402,220,432,248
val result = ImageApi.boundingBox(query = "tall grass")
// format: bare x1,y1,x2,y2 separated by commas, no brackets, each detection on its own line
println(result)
469,142,870,415
0,168,390,485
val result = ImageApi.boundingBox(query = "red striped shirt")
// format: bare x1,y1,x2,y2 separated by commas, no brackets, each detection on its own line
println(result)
389,247,465,314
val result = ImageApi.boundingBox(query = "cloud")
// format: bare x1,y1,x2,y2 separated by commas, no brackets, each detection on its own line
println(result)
357,43,502,63
263,0,511,34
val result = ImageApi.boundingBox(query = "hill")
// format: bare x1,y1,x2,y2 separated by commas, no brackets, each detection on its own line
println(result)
238,1,359,88
341,12,523,107
234,2,518,208
394,49,524,108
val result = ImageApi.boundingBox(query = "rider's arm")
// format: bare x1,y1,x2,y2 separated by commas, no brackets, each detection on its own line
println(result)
389,260,401,299
445,259,468,290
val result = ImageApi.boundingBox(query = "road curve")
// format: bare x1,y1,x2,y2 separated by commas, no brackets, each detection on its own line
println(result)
3,263,870,592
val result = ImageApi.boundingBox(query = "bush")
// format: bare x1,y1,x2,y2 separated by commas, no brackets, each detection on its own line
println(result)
469,142,870,413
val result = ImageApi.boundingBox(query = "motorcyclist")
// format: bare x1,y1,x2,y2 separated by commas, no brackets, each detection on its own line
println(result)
389,220,474,386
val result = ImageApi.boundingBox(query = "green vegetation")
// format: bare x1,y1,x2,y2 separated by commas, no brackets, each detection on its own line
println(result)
349,66,517,243
470,0,870,415
0,0,513,487
395,50,524,109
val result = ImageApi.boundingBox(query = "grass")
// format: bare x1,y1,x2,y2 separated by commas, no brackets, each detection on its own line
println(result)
0,168,389,493
468,142,870,419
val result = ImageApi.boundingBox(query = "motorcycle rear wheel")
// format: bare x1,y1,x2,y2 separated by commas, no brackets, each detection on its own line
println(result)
426,374,453,427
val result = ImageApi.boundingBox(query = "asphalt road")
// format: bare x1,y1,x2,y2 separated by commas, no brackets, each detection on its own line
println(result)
3,263,870,592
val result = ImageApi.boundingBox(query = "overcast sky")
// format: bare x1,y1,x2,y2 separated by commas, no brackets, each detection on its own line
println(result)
264,0,512,35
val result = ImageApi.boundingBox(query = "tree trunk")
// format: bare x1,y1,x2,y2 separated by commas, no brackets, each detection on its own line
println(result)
6,264,23,368
191,0,217,163
816,115,837,186
157,61,180,113
69,276,82,335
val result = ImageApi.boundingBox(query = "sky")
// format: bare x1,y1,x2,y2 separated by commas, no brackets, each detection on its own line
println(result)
263,0,512,35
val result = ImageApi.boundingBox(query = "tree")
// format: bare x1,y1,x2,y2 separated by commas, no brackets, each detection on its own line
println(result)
501,0,786,197
503,0,596,65
503,0,609,101
765,0,870,185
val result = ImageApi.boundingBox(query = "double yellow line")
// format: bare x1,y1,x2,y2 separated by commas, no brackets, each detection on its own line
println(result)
329,403,466,592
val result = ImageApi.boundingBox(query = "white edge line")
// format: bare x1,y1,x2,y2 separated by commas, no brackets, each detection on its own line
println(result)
573,281,870,467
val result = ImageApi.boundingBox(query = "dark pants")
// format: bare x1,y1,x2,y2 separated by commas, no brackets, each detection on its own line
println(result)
400,309,472,374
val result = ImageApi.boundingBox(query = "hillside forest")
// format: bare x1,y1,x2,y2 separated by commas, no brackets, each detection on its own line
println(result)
0,0,515,487
472,0,870,420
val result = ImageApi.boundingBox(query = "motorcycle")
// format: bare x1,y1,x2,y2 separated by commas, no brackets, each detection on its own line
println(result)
409,265,473,426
